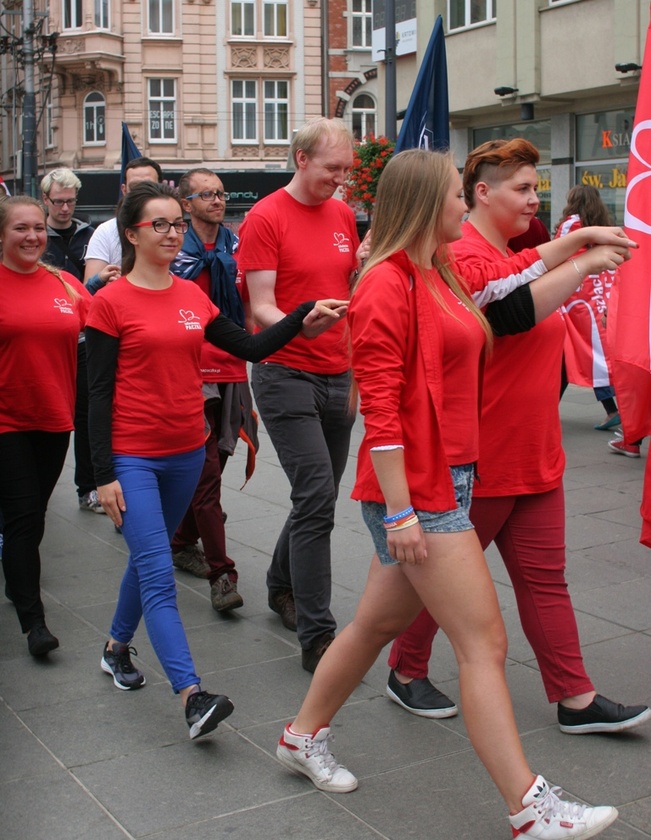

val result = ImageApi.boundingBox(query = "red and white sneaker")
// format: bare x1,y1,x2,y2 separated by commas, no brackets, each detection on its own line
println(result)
608,439,641,458
509,775,618,838
276,724,358,792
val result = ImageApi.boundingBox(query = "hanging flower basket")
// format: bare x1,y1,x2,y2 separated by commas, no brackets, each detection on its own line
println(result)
342,134,395,218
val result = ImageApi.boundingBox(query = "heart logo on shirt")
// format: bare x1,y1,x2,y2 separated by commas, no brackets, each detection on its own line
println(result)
54,298,68,307
179,309,196,322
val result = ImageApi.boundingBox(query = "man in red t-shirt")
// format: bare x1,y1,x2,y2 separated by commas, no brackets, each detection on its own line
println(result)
237,118,363,673
169,168,251,613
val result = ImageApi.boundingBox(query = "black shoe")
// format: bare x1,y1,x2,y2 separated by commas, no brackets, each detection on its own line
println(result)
185,690,234,739
268,589,297,631
558,694,651,734
5,582,13,603
386,670,458,718
27,623,60,657
101,641,146,690
301,633,335,674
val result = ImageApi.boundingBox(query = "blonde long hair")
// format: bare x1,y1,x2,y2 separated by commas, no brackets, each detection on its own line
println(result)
0,195,80,300
357,148,491,343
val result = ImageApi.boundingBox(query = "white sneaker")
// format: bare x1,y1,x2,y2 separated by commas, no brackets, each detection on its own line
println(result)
276,724,358,793
79,490,106,514
509,775,618,839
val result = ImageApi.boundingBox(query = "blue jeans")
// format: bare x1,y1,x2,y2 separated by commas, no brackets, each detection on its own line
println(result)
251,363,354,649
109,447,205,693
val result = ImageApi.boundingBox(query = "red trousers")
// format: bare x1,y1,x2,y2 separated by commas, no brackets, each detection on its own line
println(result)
171,402,237,584
387,485,594,703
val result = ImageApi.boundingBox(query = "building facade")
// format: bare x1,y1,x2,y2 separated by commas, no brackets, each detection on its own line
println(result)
383,0,644,228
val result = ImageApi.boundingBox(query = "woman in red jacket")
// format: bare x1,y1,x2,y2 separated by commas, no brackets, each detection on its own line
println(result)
272,149,623,839
0,196,89,656
387,139,651,737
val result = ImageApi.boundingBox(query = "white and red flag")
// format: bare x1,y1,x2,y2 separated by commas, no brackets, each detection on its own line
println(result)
611,2,651,546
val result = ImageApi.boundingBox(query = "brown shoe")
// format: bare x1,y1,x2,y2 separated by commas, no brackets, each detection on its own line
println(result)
211,573,244,612
268,589,297,631
172,545,210,579
302,633,335,674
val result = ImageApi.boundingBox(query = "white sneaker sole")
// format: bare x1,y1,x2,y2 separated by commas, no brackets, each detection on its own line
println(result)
276,744,358,793
559,706,651,734
386,685,459,719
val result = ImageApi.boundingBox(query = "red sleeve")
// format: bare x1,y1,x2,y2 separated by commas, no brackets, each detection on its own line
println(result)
349,264,411,448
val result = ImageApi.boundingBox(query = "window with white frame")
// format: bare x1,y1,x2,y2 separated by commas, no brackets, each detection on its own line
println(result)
264,0,287,37
95,0,110,29
148,0,174,35
352,93,376,140
231,0,255,36
148,79,176,142
264,80,289,141
351,0,372,48
448,0,495,31
83,92,106,145
232,79,258,141
63,0,83,30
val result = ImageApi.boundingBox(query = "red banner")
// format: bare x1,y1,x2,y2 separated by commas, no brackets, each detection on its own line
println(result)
611,2,651,546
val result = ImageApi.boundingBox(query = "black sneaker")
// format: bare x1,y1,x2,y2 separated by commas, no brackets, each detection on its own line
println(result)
268,589,297,631
27,623,59,657
386,670,458,718
185,690,234,739
558,694,651,734
101,641,146,690
301,633,335,674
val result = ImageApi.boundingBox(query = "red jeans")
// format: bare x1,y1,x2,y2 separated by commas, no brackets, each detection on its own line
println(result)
387,485,594,703
171,402,236,584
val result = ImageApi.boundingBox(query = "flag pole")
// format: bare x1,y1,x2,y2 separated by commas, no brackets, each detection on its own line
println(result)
384,0,397,141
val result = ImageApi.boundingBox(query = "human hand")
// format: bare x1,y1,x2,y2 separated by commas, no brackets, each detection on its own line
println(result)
581,226,638,250
97,480,126,526
581,243,632,275
301,298,349,338
356,229,372,267
387,521,427,565
100,264,121,285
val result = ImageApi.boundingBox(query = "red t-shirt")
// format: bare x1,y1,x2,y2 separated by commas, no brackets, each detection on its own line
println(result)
86,275,220,457
0,264,89,433
452,222,566,496
237,188,359,374
193,246,247,383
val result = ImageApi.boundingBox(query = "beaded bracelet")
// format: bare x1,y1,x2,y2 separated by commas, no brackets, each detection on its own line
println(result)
385,514,420,532
383,506,415,524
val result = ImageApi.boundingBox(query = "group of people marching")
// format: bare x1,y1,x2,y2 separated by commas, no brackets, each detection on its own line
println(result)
1,120,649,839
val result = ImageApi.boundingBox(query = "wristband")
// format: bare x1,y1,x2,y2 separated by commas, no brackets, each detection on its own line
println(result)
383,505,414,524
385,515,420,531
568,258,583,281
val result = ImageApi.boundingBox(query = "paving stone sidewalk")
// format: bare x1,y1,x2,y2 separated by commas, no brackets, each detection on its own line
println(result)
1,385,650,840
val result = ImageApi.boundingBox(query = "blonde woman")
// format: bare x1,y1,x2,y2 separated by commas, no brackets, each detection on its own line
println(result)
274,150,620,839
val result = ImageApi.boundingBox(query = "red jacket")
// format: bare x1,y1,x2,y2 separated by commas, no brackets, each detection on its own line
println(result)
349,250,460,511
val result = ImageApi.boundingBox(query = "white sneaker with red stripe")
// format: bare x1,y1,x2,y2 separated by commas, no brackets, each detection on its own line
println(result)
509,775,618,838
276,724,358,792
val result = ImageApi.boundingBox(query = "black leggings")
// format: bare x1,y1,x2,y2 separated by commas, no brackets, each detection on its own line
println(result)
0,431,70,632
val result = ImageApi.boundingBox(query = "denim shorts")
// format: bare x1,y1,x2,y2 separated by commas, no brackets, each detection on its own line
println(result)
361,463,475,566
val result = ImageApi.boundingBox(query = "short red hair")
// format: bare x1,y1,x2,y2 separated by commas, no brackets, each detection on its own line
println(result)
463,138,539,208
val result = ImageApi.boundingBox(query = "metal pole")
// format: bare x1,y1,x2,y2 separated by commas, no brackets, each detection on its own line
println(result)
22,0,37,197
384,0,396,141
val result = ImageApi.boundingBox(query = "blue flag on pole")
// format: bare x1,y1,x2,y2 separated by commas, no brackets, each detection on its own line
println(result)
119,122,141,197
394,15,449,154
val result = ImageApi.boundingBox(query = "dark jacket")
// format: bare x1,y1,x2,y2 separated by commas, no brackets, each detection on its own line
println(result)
44,218,95,281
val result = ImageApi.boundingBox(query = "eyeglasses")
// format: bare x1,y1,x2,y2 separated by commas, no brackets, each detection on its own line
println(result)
131,219,189,234
47,197,77,207
185,190,230,202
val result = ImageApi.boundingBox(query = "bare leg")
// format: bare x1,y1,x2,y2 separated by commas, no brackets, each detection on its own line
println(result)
401,529,533,813
292,530,534,814
293,555,423,731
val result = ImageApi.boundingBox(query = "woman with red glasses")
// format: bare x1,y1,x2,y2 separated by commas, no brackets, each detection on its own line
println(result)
86,181,347,739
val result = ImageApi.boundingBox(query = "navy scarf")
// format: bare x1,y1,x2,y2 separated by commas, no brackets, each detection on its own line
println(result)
173,224,244,328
